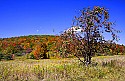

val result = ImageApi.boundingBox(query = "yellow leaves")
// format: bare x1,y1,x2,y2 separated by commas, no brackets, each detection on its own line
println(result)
109,49,112,53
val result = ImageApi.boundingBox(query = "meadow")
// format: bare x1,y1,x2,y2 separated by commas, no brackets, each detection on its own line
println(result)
0,55,125,81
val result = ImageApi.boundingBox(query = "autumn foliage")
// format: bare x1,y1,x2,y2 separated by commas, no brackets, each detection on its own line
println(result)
0,35,58,60
57,6,121,65
0,7,124,61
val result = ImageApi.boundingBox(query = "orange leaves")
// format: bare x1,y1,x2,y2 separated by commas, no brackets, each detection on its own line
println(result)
23,46,26,50
13,43,16,47
0,35,59,59
119,46,124,53
32,43,48,59
115,44,125,54
33,44,41,59
33,50,40,60
116,44,119,48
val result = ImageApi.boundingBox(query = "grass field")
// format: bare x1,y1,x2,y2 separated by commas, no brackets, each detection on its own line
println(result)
0,55,125,81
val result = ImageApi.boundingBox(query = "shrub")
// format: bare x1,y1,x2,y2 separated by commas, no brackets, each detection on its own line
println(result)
27,53,35,59
0,52,4,60
0,52,15,60
15,52,24,56
4,54,12,60
30,53,35,59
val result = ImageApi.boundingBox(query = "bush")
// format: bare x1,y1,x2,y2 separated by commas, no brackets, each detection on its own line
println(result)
27,53,35,59
30,53,35,59
15,52,24,56
0,52,15,60
4,54,12,60
0,52,4,60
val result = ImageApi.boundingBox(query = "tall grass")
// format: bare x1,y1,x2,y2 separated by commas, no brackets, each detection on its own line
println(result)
0,55,125,81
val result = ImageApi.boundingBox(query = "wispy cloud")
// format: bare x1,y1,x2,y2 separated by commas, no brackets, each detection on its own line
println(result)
65,26,82,33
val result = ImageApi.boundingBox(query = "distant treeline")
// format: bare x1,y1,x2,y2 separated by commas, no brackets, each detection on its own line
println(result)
0,35,124,60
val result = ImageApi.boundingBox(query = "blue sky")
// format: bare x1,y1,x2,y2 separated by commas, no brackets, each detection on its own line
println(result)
0,0,125,45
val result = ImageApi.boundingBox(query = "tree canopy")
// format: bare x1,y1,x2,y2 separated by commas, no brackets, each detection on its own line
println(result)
58,6,120,65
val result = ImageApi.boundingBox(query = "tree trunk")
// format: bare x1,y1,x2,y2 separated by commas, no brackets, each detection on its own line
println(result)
88,55,91,64
84,53,92,65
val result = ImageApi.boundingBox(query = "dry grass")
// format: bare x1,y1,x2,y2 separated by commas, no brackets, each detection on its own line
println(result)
0,55,125,81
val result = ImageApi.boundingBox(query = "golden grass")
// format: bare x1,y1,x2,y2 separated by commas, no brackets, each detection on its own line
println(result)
0,55,125,81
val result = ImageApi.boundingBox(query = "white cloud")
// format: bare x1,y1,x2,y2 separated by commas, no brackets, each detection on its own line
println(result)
65,26,82,33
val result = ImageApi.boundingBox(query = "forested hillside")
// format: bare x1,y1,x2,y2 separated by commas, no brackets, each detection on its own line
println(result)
0,35,59,60
0,35,124,60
